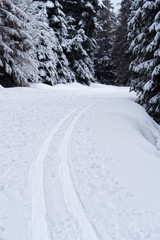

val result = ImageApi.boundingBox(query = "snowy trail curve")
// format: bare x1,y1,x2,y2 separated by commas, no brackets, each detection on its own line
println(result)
29,109,78,240
58,105,99,240
1,84,160,240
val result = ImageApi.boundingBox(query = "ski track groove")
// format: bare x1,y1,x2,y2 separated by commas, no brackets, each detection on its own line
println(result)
29,108,78,240
58,105,99,240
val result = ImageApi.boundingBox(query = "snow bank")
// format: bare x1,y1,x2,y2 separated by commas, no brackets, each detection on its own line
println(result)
30,83,134,99
29,83,54,90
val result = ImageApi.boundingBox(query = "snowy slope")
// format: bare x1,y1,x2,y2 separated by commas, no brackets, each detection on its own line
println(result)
0,83,160,240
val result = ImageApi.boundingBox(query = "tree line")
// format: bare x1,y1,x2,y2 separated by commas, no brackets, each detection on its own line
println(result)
0,0,160,124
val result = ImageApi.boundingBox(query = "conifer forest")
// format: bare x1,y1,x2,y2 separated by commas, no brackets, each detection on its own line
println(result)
0,0,160,123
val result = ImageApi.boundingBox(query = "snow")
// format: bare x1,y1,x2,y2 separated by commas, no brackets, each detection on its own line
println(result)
152,64,160,78
143,80,153,91
110,0,121,12
46,1,54,8
0,83,160,240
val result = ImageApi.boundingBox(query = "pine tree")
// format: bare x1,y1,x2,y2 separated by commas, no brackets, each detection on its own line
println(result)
46,0,75,84
62,0,103,85
113,0,132,86
0,0,33,87
146,0,160,123
128,0,160,123
128,0,153,92
23,0,60,85
94,0,117,84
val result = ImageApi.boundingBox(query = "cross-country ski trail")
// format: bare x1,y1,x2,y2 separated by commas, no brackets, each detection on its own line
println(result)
29,108,78,240
58,105,101,240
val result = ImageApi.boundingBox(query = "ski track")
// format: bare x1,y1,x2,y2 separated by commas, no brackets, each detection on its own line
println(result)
58,105,99,240
29,108,78,240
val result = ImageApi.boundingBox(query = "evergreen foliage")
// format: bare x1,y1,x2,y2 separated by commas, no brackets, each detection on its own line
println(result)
128,0,160,123
46,0,75,84
113,0,132,86
47,0,102,85
94,0,117,84
64,0,102,85
0,0,33,87
25,0,59,85
0,0,104,87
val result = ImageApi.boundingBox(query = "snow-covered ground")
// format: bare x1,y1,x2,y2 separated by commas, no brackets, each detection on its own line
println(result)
0,83,160,240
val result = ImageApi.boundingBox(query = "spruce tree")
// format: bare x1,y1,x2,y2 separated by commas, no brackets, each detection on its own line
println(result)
141,0,160,123
128,0,154,92
128,0,160,123
94,0,117,84
46,0,75,84
46,0,103,85
113,0,132,86
24,0,59,85
0,0,33,87
62,0,103,85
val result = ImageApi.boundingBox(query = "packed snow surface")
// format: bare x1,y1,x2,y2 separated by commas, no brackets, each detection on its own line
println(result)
0,83,160,240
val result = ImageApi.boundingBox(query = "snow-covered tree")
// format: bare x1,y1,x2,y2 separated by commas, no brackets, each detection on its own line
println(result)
0,0,34,87
146,0,160,123
46,0,75,84
94,0,117,84
22,0,60,85
128,0,153,91
113,0,132,86
46,0,103,85
62,0,103,85
128,0,160,123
